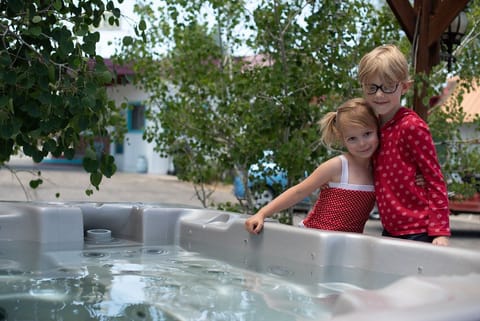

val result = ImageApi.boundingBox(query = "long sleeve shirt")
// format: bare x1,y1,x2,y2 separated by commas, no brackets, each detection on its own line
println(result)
373,107,451,237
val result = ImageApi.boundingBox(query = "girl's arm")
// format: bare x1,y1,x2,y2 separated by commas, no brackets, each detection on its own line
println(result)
245,156,341,234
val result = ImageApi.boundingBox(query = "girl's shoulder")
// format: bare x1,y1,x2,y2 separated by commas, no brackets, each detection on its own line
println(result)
318,154,344,183
325,154,346,170
307,154,344,186
317,154,343,173
330,153,346,163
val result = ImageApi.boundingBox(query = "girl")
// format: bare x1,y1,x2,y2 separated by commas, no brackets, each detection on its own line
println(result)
245,98,379,234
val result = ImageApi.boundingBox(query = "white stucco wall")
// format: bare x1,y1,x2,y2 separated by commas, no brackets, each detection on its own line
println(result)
106,84,172,174
460,123,479,141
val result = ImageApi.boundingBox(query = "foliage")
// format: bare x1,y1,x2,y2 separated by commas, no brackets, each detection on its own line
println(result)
426,1,480,197
116,0,405,212
0,0,142,194
116,0,480,213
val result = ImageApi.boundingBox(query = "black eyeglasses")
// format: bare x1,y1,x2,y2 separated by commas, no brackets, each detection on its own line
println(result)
363,83,399,95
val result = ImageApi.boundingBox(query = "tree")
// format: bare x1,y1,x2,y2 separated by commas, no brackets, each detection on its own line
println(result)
116,0,480,214
116,0,403,212
0,0,144,195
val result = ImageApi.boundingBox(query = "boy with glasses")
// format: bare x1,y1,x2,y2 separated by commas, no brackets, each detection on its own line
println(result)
358,44,450,246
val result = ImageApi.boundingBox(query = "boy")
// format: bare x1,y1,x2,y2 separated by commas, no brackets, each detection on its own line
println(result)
358,44,450,246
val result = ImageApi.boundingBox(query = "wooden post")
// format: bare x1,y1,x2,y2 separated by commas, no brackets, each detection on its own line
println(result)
412,0,435,120
386,0,469,120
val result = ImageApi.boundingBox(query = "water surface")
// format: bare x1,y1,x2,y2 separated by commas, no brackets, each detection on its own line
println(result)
0,242,399,321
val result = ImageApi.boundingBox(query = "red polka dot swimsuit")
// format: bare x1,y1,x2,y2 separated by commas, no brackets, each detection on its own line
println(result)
373,107,450,237
302,155,376,233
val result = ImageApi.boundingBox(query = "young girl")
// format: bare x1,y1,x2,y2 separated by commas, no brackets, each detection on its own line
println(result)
358,44,450,246
244,98,379,234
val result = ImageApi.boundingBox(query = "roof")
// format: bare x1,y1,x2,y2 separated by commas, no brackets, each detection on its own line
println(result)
104,58,135,76
102,54,271,83
430,77,480,122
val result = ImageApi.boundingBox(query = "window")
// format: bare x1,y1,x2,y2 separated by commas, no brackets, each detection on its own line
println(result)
115,142,124,154
127,103,145,132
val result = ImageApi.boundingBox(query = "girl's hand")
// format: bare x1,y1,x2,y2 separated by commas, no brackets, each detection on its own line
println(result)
245,213,265,234
415,174,425,187
432,236,449,246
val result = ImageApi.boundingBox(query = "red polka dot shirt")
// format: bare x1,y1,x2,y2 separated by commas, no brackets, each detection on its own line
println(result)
373,107,451,237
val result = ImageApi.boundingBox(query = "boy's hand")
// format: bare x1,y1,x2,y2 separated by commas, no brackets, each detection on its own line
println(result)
432,236,449,246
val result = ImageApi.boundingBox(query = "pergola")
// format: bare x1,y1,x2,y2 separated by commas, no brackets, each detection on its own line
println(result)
386,0,470,120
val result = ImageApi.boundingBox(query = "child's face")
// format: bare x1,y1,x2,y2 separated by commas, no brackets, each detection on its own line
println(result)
342,125,379,159
362,76,410,123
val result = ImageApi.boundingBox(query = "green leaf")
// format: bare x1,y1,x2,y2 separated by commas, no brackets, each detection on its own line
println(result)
53,0,63,11
77,115,91,131
31,16,42,23
29,179,43,189
4,71,16,85
43,139,57,153
99,70,113,84
0,96,9,108
90,172,102,188
48,65,55,82
64,148,76,160
81,41,96,56
0,53,11,66
112,8,121,18
83,156,99,172
7,0,23,14
31,149,45,163
0,138,14,163
122,36,133,46
27,26,42,36
84,147,97,160
100,154,117,177
139,19,147,31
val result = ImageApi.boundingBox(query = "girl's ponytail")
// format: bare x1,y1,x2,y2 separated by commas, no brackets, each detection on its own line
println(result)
319,112,340,149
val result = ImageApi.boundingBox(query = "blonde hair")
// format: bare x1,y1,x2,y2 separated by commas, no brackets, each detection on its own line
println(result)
358,44,409,84
320,98,378,149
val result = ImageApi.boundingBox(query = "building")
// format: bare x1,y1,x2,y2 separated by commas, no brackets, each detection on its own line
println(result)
430,77,480,141
104,60,174,174
44,2,174,174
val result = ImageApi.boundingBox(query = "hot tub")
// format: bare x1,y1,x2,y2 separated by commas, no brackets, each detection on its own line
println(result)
0,201,479,321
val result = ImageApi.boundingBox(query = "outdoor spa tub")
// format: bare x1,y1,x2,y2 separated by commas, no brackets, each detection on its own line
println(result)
0,201,479,321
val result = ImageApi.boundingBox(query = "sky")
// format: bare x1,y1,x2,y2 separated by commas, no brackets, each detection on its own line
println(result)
96,0,386,58
95,1,137,57
96,0,315,58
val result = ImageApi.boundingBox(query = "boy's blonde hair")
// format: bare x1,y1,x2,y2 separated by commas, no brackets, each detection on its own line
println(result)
358,44,409,84
320,98,378,149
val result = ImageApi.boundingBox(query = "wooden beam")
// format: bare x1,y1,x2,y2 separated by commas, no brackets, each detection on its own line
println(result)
386,0,416,42
387,0,470,120
427,1,441,67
